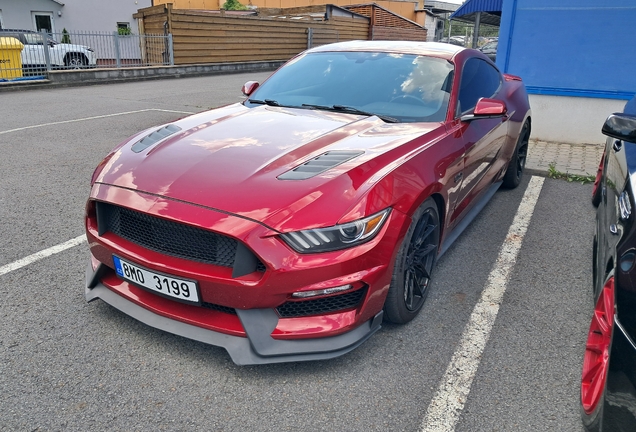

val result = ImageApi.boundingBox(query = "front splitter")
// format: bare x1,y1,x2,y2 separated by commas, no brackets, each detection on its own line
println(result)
85,262,383,365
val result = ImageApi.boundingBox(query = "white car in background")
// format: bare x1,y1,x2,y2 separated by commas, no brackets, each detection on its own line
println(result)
0,29,97,72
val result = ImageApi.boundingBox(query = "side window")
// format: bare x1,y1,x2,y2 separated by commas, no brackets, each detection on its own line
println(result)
457,58,502,114
0,10,4,30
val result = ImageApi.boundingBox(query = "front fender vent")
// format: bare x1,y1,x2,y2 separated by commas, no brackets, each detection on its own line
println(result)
131,124,181,153
278,150,364,180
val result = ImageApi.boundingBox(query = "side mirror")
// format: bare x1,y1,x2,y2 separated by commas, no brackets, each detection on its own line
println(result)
602,113,636,142
241,81,259,97
460,98,507,122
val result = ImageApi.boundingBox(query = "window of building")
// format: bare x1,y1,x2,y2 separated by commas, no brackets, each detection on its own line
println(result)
117,22,131,35
32,11,54,33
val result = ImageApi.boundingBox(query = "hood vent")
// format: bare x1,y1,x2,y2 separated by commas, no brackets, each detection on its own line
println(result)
131,124,182,153
278,150,364,180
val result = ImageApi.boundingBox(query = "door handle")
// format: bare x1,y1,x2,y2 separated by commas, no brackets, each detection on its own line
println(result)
454,172,463,183
613,140,622,152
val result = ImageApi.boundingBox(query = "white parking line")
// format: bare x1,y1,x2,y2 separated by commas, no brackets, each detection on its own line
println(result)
0,235,86,277
0,108,195,136
421,176,545,432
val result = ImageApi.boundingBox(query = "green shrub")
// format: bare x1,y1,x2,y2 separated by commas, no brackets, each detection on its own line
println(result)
222,0,248,10
61,28,71,43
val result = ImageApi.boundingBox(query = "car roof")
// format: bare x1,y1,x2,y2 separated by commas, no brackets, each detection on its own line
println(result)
0,29,36,33
306,40,465,60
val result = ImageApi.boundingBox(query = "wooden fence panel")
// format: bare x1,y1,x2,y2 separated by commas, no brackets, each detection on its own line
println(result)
371,27,427,42
135,5,370,64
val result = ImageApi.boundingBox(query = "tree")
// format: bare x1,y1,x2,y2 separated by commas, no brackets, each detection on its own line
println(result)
222,0,248,10
61,28,71,44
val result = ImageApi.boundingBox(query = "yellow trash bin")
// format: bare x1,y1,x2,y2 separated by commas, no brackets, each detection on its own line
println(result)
0,37,24,79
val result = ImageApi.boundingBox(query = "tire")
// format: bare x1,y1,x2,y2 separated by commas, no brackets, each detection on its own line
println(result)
64,53,88,69
502,120,530,189
384,198,440,324
581,273,615,432
591,150,605,207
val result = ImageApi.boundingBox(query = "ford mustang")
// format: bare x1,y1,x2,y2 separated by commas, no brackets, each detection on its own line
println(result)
84,41,531,365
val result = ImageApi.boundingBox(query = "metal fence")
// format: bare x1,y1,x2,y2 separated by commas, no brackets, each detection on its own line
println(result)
307,28,340,49
0,30,173,81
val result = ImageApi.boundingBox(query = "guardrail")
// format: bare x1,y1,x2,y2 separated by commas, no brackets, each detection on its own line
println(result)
0,30,173,81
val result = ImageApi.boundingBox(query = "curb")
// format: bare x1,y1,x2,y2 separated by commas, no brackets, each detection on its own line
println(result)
0,60,285,92
525,167,550,177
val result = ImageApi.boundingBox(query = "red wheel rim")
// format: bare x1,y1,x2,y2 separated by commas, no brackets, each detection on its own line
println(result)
592,153,605,198
581,276,615,414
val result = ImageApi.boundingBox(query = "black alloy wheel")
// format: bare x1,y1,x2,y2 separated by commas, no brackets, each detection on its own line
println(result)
384,198,440,324
65,53,87,69
503,120,530,189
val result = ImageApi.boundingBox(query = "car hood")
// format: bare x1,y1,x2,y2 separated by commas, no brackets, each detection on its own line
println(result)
94,103,442,231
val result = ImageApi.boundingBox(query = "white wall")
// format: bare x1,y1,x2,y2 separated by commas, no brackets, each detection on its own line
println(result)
0,0,62,31
56,0,152,33
0,0,151,33
424,14,434,42
529,94,628,145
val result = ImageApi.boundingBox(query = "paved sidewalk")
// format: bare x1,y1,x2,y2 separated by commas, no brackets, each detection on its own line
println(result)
526,140,603,177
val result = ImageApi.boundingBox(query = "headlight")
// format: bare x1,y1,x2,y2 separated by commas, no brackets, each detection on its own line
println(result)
280,209,391,253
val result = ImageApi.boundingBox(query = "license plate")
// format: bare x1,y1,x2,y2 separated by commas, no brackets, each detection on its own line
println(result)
113,256,200,303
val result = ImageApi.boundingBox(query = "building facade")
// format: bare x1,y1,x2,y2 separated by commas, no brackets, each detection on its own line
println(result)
497,0,636,144
0,0,151,34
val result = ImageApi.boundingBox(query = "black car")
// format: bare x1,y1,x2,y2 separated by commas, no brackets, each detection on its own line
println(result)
479,40,497,62
584,99,636,431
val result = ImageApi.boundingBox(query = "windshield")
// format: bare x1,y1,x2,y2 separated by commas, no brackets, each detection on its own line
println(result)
245,51,454,123
22,33,57,45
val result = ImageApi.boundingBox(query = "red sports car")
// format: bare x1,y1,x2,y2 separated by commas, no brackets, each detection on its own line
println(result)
85,41,531,365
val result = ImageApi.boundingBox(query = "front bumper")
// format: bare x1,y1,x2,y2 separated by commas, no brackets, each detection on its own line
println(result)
602,317,636,430
86,261,383,365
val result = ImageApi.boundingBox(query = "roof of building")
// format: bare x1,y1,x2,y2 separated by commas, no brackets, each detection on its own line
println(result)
450,0,502,26
345,3,425,30
422,1,459,14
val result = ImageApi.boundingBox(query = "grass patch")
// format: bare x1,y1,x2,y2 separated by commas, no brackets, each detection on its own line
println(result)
547,163,596,184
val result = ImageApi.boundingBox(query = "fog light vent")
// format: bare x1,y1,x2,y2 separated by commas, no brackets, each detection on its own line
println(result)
277,288,365,318
620,251,636,272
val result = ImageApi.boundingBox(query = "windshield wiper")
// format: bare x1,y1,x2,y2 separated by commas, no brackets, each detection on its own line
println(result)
301,104,398,123
248,98,281,106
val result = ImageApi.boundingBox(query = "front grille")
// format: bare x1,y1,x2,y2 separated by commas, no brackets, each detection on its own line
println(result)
96,202,265,274
201,302,236,315
276,289,365,318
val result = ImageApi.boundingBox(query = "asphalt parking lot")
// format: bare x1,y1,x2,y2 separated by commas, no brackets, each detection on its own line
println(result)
0,74,594,431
